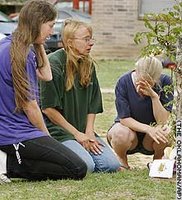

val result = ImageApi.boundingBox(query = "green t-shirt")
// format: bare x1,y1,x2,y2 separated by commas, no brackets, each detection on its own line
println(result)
40,49,103,142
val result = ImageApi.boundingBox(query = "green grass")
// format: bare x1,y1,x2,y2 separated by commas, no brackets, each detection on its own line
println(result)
0,170,175,200
0,60,175,200
96,59,135,89
95,93,116,136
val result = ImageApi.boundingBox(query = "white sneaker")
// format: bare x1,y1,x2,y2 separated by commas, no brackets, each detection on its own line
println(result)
0,150,11,184
0,150,7,174
0,174,11,184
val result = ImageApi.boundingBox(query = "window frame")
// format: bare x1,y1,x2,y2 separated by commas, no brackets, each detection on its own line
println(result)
138,0,176,19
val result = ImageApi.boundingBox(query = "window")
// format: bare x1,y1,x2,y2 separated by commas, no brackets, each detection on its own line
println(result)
138,0,176,18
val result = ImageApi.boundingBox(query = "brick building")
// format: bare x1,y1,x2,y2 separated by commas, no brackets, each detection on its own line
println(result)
91,0,175,59
0,0,175,59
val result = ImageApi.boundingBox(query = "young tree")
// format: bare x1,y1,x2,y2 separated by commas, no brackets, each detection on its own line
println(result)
135,1,181,58
134,1,182,120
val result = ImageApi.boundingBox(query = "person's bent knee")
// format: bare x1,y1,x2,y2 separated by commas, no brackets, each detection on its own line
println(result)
94,159,121,173
106,161,121,173
71,160,87,180
110,125,134,145
92,145,121,173
62,140,95,174
86,161,95,173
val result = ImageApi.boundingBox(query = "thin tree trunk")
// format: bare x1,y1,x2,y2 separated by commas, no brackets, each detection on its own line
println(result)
175,36,182,120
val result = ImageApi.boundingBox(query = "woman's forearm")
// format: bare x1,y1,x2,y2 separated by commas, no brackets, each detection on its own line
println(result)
34,44,52,81
42,107,80,137
120,117,150,133
85,113,95,136
23,100,49,135
151,95,170,124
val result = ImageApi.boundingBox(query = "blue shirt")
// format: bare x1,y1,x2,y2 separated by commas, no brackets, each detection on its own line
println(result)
0,36,46,145
115,71,174,125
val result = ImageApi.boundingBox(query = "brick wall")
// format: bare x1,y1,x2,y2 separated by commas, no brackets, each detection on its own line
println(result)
91,0,145,59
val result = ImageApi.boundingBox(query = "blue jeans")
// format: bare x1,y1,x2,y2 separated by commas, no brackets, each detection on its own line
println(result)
62,137,121,173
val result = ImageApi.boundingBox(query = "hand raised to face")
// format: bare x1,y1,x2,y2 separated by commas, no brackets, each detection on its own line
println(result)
135,73,158,99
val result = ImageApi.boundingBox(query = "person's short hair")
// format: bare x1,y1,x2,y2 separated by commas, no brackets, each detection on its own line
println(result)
135,56,163,83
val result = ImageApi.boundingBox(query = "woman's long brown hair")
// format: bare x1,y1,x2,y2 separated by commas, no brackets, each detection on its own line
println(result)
10,0,57,111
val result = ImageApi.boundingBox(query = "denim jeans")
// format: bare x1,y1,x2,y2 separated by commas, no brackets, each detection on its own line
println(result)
62,137,121,173
0,136,87,180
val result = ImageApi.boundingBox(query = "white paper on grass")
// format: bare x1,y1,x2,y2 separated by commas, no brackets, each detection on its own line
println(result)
149,159,175,178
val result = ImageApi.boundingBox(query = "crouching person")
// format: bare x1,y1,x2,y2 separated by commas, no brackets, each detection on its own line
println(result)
107,56,174,169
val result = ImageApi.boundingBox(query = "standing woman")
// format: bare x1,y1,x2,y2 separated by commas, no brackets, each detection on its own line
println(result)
0,0,87,184
40,19,121,173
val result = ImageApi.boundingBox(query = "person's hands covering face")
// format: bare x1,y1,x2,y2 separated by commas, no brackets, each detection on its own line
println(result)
136,77,158,99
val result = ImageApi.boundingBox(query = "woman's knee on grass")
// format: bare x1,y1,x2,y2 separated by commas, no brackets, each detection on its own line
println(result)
68,159,87,180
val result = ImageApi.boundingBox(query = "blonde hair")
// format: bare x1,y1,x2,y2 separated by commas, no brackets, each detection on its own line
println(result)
10,0,57,111
62,19,94,91
135,56,163,83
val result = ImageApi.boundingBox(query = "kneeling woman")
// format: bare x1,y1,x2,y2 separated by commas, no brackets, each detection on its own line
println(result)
0,1,87,183
40,19,121,173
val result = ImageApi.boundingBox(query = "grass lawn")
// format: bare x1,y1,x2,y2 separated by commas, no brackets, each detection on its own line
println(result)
96,59,135,89
0,170,175,200
0,60,175,200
